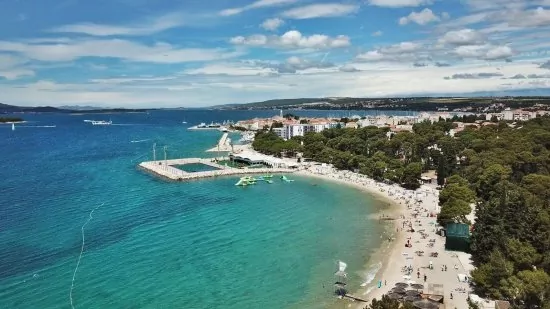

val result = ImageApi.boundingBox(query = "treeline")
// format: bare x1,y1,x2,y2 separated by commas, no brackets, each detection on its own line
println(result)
254,120,459,190
0,117,23,123
455,117,550,308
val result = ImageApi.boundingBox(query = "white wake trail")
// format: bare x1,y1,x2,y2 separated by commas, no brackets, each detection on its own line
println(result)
69,202,104,309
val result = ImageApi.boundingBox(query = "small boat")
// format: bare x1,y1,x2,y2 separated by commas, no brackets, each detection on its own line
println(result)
91,120,112,125
182,121,187,124
11,123,15,131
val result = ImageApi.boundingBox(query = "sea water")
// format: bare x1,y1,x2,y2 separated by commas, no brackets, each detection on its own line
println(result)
0,110,392,309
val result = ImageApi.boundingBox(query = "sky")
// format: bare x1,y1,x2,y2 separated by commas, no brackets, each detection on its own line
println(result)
1,0,550,108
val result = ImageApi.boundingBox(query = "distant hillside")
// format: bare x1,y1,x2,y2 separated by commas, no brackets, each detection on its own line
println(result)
214,96,550,112
0,103,67,113
0,103,150,114
60,105,103,111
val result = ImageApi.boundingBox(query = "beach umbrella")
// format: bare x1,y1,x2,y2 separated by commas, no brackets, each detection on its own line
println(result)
411,283,424,290
387,293,402,300
391,288,407,294
406,290,421,297
395,282,409,288
413,299,439,309
404,295,421,302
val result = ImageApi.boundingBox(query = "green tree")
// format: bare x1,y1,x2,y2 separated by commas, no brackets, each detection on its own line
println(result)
402,162,422,189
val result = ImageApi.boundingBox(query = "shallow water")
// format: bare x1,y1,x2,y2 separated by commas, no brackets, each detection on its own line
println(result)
0,110,390,309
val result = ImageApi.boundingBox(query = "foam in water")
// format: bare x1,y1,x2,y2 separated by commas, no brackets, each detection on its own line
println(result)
360,261,382,288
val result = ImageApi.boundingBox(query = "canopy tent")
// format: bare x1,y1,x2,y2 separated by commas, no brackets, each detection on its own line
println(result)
445,223,471,252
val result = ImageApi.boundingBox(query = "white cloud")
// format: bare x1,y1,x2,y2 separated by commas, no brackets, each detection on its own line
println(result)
230,30,351,49
4,60,550,108
372,30,383,36
0,39,245,63
444,72,503,79
339,64,360,72
220,0,297,16
49,13,188,36
0,54,34,80
454,44,514,60
261,18,285,31
463,0,528,12
183,62,274,76
356,42,421,62
0,69,35,80
507,7,550,27
368,0,432,8
440,29,486,46
399,8,441,25
281,3,359,19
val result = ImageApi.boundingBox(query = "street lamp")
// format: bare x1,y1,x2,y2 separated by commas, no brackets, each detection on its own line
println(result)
163,146,167,170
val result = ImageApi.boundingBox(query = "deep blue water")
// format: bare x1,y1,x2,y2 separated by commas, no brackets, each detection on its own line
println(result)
0,110,398,309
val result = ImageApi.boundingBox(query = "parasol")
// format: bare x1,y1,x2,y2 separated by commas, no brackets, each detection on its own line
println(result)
413,299,439,309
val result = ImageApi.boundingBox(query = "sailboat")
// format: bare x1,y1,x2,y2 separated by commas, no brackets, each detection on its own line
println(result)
11,123,15,131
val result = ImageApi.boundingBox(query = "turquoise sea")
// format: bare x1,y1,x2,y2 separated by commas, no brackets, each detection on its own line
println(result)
0,110,408,309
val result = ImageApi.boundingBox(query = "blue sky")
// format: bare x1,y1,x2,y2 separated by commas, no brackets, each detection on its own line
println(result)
1,0,550,107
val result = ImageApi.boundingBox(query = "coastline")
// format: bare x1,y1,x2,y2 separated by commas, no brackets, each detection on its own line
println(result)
295,169,408,306
296,166,471,309
210,143,472,308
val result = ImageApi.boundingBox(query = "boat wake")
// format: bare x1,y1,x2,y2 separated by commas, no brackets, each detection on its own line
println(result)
69,202,104,309
17,125,56,128
130,139,150,143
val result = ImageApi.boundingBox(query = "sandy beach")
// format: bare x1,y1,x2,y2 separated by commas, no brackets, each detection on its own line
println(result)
296,165,473,309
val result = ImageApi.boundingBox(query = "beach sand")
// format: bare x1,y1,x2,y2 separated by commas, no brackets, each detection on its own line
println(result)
296,167,473,309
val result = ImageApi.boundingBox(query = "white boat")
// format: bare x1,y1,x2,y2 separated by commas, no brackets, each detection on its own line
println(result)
12,123,15,131
182,121,187,124
91,120,112,125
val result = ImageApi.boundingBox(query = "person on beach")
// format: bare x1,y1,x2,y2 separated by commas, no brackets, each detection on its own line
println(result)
424,274,427,282
417,271,420,278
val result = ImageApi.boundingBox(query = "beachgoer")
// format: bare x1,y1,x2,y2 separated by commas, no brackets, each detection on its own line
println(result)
424,274,427,282
450,293,453,299
417,271,420,278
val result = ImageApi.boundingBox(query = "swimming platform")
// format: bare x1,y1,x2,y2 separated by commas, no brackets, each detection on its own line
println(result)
139,158,295,181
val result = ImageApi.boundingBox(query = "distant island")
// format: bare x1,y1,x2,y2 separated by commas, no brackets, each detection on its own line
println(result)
0,117,24,123
214,96,550,112
0,103,149,114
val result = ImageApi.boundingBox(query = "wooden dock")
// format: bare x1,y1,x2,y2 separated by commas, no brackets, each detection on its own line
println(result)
139,158,295,181
343,294,368,302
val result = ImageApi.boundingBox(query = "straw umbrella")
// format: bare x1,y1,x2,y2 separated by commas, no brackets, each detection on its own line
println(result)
413,299,439,309
404,295,421,302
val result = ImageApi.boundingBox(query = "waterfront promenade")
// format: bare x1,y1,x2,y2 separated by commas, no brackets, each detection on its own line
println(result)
139,158,295,181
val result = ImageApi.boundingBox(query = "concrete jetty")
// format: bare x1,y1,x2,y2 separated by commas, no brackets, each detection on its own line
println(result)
206,133,239,152
139,158,295,181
